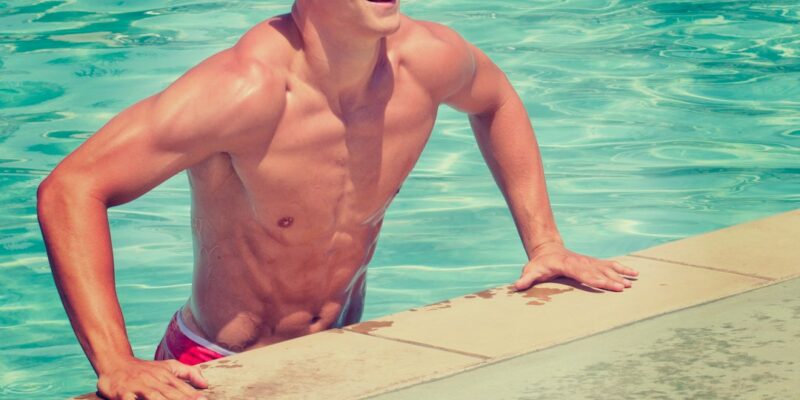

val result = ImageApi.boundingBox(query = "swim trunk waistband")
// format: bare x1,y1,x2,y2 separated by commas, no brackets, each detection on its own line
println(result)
154,306,236,365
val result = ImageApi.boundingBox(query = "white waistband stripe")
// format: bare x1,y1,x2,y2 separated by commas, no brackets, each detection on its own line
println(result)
175,307,237,356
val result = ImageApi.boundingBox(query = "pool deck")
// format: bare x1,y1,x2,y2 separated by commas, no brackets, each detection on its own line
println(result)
72,209,800,399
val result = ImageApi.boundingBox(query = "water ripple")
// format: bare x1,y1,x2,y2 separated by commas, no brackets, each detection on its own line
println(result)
0,382,56,397
0,81,64,108
1,0,799,398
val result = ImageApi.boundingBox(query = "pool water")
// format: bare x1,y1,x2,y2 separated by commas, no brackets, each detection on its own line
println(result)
1,0,798,398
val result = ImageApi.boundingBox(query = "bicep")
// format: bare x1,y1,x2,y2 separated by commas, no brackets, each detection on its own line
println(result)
50,48,276,206
51,92,213,207
444,43,515,116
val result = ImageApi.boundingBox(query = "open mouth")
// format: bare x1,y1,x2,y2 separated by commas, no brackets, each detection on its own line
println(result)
365,0,398,12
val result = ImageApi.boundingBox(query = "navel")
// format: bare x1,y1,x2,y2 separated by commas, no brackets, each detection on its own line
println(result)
277,216,294,228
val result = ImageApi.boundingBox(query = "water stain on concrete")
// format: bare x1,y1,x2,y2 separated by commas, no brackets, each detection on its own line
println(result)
199,359,234,370
424,300,452,311
207,359,243,369
348,320,394,334
213,363,243,369
508,286,574,305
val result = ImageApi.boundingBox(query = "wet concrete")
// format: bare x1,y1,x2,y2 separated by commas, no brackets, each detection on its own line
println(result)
370,277,800,400
347,320,394,334
421,299,452,311
515,286,574,306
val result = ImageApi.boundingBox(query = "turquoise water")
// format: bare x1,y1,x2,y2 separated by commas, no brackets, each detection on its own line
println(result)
0,0,798,398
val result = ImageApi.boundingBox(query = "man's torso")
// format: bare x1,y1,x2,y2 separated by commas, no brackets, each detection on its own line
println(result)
181,14,469,352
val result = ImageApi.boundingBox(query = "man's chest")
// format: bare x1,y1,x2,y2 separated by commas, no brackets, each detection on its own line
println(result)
204,82,440,236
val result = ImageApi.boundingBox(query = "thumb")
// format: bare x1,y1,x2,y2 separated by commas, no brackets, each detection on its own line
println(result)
168,360,209,389
514,268,545,291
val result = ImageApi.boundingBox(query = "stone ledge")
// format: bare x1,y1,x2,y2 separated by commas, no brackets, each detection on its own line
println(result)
72,209,799,399
632,209,799,280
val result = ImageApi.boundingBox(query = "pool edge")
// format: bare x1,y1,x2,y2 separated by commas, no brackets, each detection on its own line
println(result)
70,208,800,399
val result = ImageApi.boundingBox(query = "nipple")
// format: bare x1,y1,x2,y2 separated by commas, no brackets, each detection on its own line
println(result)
277,216,294,228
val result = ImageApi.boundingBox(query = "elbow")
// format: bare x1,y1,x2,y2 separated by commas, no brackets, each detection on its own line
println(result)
37,172,107,222
37,175,56,213
37,174,65,222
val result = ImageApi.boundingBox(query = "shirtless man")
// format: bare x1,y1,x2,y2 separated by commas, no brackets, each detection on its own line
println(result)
37,1,638,399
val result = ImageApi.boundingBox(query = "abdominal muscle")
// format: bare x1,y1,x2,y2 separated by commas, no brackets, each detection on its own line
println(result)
178,153,385,353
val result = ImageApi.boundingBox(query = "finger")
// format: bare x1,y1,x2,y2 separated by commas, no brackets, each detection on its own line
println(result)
601,267,632,288
167,375,204,399
167,360,209,389
514,269,546,291
586,275,624,292
149,381,185,400
609,261,638,277
136,388,168,400
145,370,188,400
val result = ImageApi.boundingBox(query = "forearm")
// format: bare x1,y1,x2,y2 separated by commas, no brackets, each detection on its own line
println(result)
469,90,562,258
37,176,134,375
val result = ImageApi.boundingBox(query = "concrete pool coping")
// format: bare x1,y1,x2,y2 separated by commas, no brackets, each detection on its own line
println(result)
72,209,799,399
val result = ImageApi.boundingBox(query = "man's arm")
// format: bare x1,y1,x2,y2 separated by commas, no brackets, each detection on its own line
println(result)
37,46,282,400
434,27,638,292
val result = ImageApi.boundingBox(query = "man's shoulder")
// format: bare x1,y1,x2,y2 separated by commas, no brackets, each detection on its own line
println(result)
177,17,295,95
151,17,295,150
234,14,298,72
195,14,297,94
404,18,468,46
393,17,475,100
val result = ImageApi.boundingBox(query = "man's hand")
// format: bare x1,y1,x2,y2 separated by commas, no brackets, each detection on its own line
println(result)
514,243,639,292
96,358,208,400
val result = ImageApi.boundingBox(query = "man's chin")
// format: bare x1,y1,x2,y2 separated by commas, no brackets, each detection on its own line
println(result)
368,16,402,37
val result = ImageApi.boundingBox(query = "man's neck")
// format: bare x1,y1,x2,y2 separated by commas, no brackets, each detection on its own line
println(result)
290,5,388,109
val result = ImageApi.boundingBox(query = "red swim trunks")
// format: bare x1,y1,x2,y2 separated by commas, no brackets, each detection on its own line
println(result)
154,307,236,366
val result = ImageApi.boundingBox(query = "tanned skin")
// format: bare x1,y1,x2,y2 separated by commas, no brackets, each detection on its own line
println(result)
37,0,638,399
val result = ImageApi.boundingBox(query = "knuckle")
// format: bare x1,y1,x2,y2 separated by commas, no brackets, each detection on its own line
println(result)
152,371,171,383
159,362,176,372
